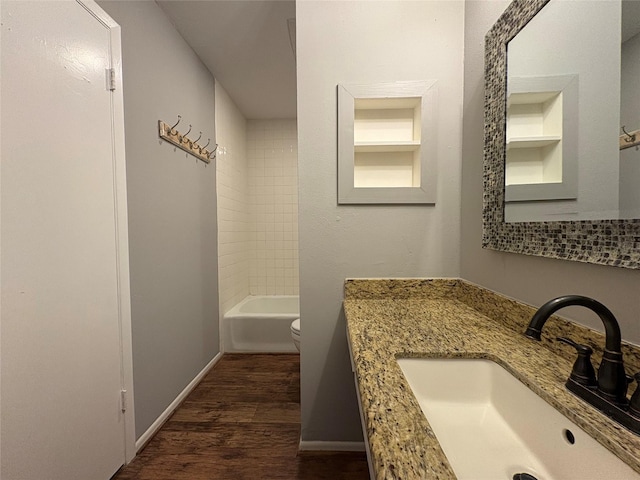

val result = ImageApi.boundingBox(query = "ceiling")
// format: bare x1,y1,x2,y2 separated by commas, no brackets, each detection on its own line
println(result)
157,0,296,120
158,0,636,119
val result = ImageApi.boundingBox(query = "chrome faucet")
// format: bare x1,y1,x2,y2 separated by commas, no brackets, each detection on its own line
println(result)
525,295,640,435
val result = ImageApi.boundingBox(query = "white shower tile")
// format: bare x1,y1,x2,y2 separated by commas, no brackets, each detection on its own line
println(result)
241,119,299,296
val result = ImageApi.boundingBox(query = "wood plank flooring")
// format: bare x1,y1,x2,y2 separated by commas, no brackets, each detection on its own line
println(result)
114,354,369,480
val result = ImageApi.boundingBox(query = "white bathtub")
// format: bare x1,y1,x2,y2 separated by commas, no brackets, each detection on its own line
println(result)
222,295,299,353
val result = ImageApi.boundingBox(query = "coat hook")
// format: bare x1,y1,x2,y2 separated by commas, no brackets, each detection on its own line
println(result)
170,115,181,134
202,139,211,150
211,143,219,155
622,126,636,143
181,124,192,145
208,143,219,160
194,132,202,145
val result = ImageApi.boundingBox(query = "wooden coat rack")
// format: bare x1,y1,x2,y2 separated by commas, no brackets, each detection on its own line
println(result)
158,116,217,164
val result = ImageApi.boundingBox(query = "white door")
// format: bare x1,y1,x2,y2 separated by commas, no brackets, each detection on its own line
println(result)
1,1,133,478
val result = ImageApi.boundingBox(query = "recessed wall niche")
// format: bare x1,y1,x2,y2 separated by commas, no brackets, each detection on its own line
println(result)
338,81,437,204
505,75,579,202
507,91,562,185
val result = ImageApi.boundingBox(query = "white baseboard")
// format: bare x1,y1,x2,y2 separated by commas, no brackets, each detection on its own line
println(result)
135,352,223,451
298,439,366,452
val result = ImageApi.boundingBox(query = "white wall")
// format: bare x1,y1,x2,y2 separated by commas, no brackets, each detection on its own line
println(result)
216,83,251,317
297,0,464,442
620,31,640,217
247,120,299,296
505,0,621,221
99,1,220,440
461,1,640,347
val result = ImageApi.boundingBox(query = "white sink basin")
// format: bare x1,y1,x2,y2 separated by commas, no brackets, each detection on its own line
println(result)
397,358,640,480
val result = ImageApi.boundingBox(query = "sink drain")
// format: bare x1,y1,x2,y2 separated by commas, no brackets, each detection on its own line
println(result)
513,474,538,480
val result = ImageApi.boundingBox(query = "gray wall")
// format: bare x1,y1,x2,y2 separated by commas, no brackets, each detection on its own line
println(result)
99,1,220,439
297,0,464,442
620,31,640,217
461,0,640,345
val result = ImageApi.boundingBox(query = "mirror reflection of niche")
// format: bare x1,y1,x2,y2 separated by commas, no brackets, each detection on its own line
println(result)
619,0,640,219
505,0,623,223
507,92,562,187
505,75,578,206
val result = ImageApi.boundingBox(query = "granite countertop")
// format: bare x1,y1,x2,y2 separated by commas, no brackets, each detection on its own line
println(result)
344,278,640,480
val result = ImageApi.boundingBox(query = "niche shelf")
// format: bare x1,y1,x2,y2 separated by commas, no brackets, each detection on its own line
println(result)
338,81,437,204
505,75,579,203
506,91,563,186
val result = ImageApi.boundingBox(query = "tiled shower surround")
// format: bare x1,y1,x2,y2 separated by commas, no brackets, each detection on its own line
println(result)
216,114,299,315
247,120,299,296
215,86,249,316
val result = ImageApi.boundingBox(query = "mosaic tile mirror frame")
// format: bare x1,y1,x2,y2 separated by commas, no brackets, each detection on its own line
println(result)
483,0,640,269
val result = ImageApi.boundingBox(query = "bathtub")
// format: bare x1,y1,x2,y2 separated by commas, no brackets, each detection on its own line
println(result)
222,295,299,353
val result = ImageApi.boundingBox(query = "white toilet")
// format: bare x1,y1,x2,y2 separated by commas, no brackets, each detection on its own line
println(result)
290,318,301,351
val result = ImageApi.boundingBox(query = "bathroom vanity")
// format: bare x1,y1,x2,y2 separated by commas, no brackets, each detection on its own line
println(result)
344,278,640,479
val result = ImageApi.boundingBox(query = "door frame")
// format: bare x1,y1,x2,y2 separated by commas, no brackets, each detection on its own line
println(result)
77,0,136,464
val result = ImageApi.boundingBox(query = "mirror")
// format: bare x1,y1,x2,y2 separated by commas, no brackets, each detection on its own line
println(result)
504,0,640,223
483,0,640,269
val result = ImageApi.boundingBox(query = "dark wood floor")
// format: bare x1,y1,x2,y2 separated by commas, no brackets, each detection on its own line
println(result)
114,354,369,480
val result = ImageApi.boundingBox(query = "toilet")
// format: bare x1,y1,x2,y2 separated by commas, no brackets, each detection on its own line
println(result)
290,318,301,351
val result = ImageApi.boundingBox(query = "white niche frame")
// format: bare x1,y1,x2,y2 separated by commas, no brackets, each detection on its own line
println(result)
338,80,438,204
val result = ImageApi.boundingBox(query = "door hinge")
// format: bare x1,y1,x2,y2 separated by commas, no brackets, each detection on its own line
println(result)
107,68,116,91
120,389,128,413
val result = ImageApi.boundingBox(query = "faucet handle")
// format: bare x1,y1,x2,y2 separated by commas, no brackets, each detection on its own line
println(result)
557,336,592,353
557,337,597,387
